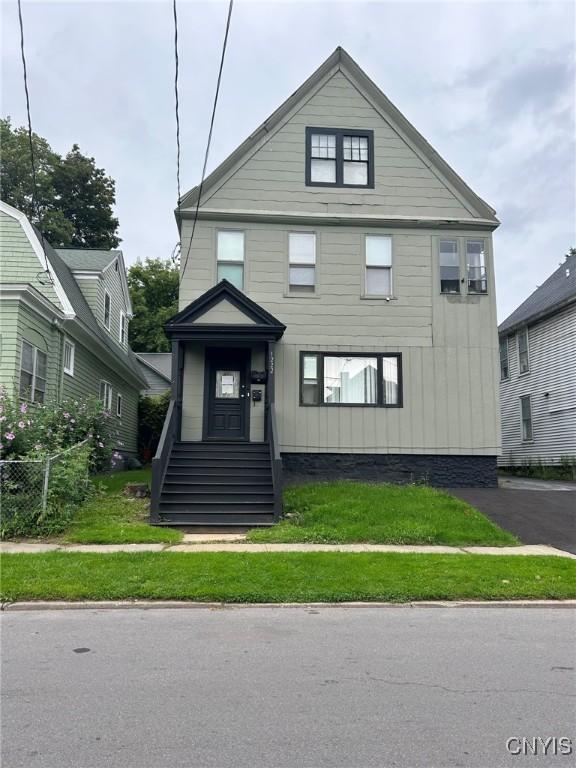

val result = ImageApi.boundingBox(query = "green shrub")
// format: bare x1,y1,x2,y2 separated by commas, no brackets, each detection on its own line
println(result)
500,456,576,482
138,391,170,460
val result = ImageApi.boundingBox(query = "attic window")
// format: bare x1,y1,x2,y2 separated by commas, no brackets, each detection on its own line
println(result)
305,128,374,188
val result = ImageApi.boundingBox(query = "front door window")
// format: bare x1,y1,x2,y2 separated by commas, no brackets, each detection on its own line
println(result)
216,370,240,399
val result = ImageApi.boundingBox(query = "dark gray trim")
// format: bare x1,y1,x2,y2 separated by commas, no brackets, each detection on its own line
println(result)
299,351,403,407
282,453,498,488
305,127,375,189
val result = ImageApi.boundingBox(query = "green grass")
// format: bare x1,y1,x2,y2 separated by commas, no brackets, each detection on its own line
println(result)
94,468,152,495
1,552,574,602
61,467,180,545
248,481,517,546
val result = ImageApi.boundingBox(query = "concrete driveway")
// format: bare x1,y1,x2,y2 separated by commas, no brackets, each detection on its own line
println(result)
449,477,576,554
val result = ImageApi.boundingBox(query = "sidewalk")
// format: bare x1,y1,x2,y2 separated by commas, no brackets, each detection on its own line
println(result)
1,539,575,558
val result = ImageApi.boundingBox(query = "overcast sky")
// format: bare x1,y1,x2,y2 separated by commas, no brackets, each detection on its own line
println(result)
2,0,574,321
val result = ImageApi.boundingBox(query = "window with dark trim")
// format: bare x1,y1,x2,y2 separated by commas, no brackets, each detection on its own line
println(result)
300,352,402,407
499,338,509,380
116,393,123,418
305,128,374,188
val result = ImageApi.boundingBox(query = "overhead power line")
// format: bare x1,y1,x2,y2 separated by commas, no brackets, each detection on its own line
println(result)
175,0,234,277
16,0,54,286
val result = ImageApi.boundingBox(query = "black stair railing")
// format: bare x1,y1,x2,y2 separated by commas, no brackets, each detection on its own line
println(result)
266,403,283,520
150,399,178,523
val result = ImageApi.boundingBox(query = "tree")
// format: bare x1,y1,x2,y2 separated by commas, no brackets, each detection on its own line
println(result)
0,117,119,248
128,258,179,352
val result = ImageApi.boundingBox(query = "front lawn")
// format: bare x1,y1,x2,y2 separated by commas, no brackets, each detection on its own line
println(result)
63,468,180,545
248,481,517,546
1,552,574,602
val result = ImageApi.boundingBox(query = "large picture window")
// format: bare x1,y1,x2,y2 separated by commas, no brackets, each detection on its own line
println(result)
300,352,402,407
305,128,374,188
19,340,47,403
217,231,244,290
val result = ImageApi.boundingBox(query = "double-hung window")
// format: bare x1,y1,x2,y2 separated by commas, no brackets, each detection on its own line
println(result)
520,395,532,441
19,340,47,403
63,339,75,376
306,128,374,188
518,328,529,373
439,240,460,293
119,311,127,345
217,231,244,290
99,380,112,412
289,233,316,292
365,235,392,296
104,291,111,330
499,338,509,380
300,352,402,407
467,240,488,293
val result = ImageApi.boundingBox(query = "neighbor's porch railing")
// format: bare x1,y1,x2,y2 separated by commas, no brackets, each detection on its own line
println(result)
150,399,178,522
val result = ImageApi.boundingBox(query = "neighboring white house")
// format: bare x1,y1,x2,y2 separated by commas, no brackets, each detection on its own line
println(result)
498,251,576,467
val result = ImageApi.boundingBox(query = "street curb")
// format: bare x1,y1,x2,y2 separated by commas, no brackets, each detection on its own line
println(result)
2,600,576,611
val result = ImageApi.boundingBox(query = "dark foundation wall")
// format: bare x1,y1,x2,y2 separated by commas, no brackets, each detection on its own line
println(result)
281,453,498,488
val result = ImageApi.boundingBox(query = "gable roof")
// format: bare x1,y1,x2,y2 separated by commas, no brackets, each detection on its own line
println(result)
499,253,576,334
57,247,133,318
179,47,497,223
136,353,172,381
56,248,119,271
165,280,286,341
0,200,75,316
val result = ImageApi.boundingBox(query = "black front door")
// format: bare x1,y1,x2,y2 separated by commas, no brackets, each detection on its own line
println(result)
204,349,250,440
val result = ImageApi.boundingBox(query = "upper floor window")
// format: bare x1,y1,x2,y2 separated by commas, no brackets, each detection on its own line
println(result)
20,340,47,403
305,128,374,188
99,380,112,412
499,338,509,380
217,231,244,290
520,395,532,441
365,235,392,296
63,339,75,376
119,311,127,345
104,291,111,330
300,352,402,407
289,233,316,293
518,328,529,373
467,240,487,293
439,240,460,293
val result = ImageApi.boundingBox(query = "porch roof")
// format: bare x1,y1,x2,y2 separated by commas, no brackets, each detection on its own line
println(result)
164,280,286,342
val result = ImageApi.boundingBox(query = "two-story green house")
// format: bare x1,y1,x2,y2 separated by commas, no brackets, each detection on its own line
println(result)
151,48,501,527
0,200,146,461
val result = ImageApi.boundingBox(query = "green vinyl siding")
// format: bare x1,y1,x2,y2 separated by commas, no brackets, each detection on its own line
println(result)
15,303,61,403
61,339,139,454
0,211,63,309
0,300,20,391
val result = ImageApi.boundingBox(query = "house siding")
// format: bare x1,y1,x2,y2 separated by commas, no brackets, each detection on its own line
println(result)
179,220,499,457
138,363,171,397
199,71,476,219
499,304,576,465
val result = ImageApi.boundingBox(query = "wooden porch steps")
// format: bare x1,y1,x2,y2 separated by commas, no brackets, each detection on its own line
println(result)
155,441,275,526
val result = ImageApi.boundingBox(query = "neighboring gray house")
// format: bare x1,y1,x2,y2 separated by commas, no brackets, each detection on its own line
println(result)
499,252,576,467
151,48,501,527
136,353,171,396
0,201,146,460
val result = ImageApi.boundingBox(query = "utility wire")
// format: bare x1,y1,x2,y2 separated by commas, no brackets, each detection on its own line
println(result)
177,0,234,277
17,0,54,286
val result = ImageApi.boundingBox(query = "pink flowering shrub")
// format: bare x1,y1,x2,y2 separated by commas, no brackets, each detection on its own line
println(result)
0,387,118,470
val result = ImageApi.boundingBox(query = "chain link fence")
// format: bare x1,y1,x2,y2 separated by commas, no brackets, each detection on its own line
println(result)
0,440,90,525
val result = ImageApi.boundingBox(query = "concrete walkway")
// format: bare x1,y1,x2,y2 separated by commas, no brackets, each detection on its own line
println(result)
1,540,575,558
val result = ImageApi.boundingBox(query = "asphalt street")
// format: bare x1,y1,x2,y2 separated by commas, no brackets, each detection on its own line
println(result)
1,606,575,768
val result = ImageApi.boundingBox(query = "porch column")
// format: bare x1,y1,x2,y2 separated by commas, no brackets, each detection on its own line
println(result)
171,340,184,441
